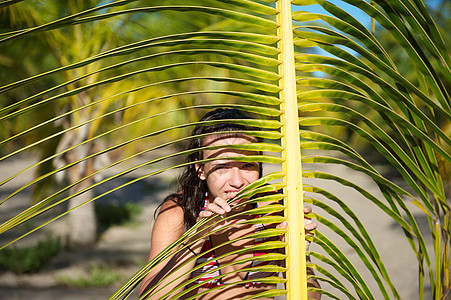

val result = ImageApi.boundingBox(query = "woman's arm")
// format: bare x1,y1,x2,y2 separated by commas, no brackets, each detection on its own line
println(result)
138,200,204,299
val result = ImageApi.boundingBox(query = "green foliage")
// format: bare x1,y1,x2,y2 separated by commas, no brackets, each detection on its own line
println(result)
56,264,123,288
0,236,60,274
95,202,142,229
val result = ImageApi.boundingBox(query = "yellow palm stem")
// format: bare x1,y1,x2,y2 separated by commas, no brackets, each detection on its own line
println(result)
277,0,307,299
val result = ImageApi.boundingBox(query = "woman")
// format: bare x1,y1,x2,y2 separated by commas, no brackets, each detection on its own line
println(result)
139,108,320,299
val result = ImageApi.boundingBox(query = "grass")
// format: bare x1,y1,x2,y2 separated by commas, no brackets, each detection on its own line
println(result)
0,236,61,274
56,264,123,288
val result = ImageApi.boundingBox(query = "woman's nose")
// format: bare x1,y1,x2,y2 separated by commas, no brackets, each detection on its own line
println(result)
229,167,245,187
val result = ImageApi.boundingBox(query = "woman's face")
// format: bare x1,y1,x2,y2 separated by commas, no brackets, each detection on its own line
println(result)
197,135,260,203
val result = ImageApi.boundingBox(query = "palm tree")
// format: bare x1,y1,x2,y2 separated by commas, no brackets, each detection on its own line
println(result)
0,0,449,299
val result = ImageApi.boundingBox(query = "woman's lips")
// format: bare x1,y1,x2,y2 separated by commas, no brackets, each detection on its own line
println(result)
225,190,241,199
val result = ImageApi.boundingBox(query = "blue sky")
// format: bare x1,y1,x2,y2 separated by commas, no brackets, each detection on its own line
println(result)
294,0,371,28
291,0,443,59
294,0,443,29
292,1,372,60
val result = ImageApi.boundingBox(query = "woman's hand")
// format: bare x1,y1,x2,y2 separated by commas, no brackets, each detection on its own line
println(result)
277,206,317,250
197,196,231,220
303,205,317,249
195,196,235,239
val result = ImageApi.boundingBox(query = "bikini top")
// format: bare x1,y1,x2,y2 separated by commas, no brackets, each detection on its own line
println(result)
188,199,283,289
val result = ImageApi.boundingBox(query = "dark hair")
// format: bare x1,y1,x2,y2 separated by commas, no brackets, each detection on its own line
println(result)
163,108,263,229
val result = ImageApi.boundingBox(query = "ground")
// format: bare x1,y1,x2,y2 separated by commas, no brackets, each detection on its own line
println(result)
0,154,436,299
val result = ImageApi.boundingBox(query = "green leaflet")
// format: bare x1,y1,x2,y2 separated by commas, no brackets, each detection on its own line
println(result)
299,100,450,187
313,213,393,299
236,181,285,200
310,0,450,110
0,35,279,97
308,195,399,298
303,170,413,231
0,112,280,182
0,0,142,41
344,0,450,80
301,154,419,205
211,0,278,15
245,204,286,216
97,32,280,57
242,289,287,299
0,87,280,153
0,64,280,121
309,250,371,299
74,6,278,30
140,233,286,300
0,140,282,235
296,54,451,120
295,28,392,69
299,100,447,200
293,13,387,66
241,215,285,225
0,40,278,93
0,108,280,192
291,0,318,6
137,206,286,298
308,269,358,299
313,230,377,300
300,116,441,207
1,5,278,43
179,277,287,300
235,172,286,198
299,92,450,150
0,0,26,9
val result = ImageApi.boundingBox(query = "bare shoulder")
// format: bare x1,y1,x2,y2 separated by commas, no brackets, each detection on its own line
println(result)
159,197,184,215
154,198,185,232
150,197,185,253
142,197,187,295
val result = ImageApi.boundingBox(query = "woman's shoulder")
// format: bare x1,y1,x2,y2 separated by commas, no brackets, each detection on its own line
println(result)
152,196,185,238
159,194,184,217
150,195,185,255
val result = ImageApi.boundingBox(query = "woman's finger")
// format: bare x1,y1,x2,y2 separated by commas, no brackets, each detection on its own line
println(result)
276,220,287,242
213,197,231,213
207,202,227,215
199,210,212,218
276,220,287,229
303,205,317,231
304,218,318,231
305,239,311,250
196,197,231,224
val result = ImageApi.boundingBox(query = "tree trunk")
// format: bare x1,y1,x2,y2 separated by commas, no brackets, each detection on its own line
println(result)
67,178,97,247
57,123,98,248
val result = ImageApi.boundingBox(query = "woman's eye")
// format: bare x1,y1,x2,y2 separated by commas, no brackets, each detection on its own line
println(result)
244,163,258,169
